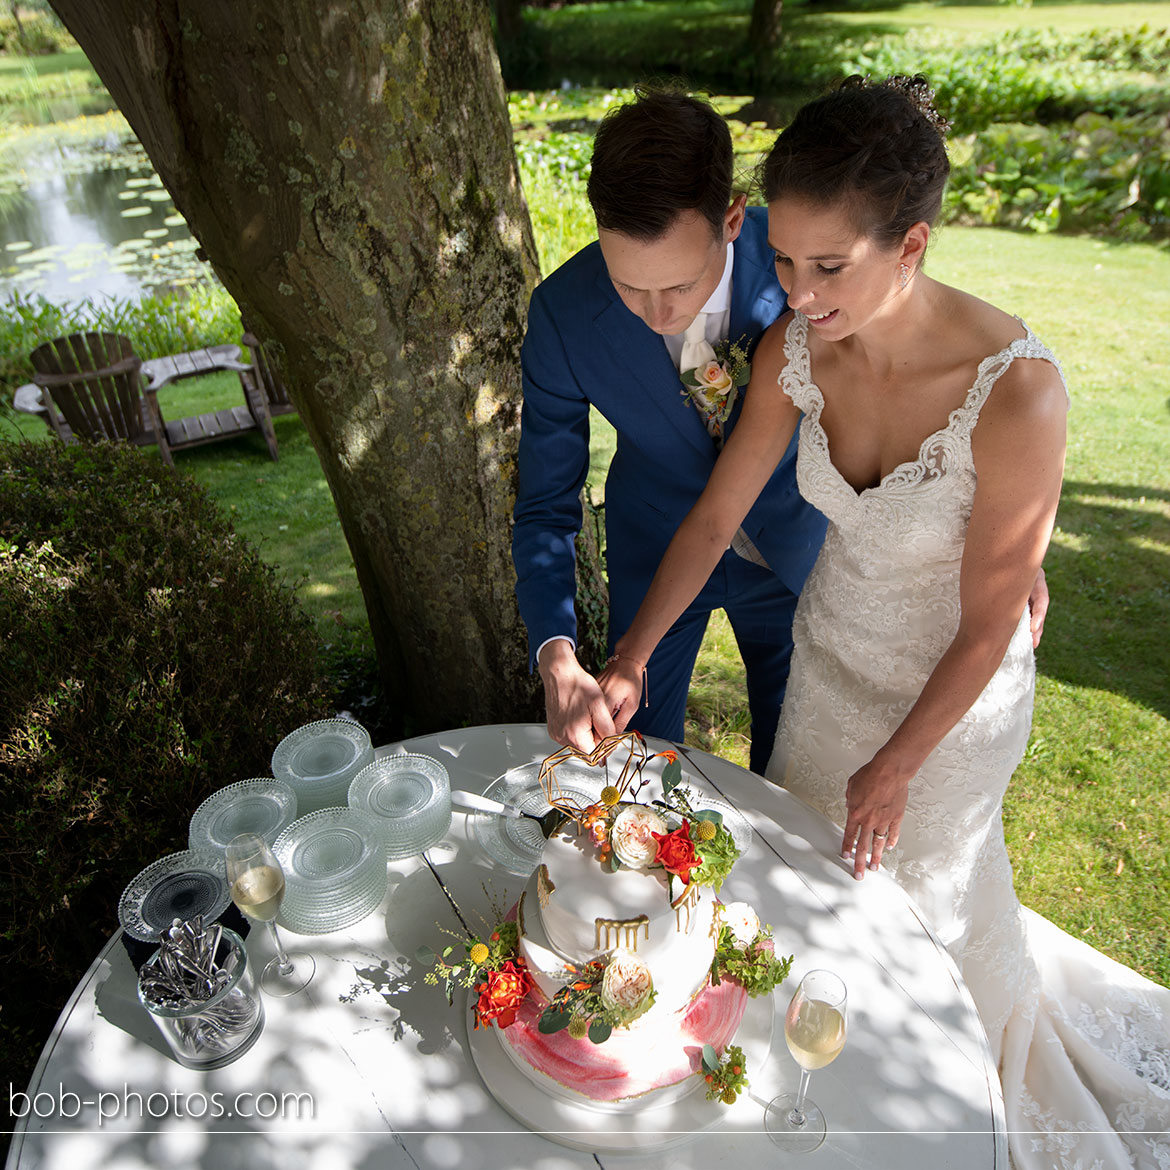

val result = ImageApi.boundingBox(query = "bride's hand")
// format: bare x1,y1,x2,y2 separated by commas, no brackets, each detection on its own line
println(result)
595,653,646,733
842,755,910,880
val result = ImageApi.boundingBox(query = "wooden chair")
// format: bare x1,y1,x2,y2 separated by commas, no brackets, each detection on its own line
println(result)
239,329,297,418
30,332,277,466
30,332,173,461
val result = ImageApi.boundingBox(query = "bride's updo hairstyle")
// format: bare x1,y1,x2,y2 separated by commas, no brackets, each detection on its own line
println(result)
761,75,951,252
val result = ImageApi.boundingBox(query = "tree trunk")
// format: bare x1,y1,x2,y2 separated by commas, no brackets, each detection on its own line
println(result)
11,2,27,52
748,0,783,93
48,0,549,729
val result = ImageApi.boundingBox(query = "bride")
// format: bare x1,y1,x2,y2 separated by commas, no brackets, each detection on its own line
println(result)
598,75,1169,1167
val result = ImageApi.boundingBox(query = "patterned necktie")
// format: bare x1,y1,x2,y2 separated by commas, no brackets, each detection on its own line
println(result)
676,314,770,569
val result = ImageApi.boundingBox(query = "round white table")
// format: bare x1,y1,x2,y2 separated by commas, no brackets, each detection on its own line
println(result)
6,725,1008,1169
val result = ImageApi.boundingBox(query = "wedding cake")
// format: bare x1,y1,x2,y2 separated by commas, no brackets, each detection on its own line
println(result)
423,737,791,1111
496,798,769,1103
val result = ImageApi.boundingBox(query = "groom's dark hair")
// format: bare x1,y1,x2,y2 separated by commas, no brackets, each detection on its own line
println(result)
587,86,733,242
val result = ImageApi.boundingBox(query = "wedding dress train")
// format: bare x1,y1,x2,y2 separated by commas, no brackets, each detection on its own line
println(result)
766,312,1170,1169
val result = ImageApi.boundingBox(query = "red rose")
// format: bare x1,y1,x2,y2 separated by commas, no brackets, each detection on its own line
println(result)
474,959,533,1029
652,820,702,883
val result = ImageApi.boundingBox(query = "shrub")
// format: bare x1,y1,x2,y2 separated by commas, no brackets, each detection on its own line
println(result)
0,438,330,1084
946,113,1170,241
0,11,75,56
819,26,1170,132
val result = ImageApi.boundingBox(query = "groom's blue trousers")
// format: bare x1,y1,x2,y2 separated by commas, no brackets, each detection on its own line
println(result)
614,548,800,776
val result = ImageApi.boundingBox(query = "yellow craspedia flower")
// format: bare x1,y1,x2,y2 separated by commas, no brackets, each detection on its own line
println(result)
599,786,621,807
721,1086,738,1105
469,942,490,965
568,1015,590,1039
694,819,717,842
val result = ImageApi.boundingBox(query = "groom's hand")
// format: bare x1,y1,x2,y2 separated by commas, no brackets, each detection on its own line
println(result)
538,639,616,755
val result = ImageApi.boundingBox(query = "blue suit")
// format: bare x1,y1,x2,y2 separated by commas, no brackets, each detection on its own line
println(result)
512,207,827,772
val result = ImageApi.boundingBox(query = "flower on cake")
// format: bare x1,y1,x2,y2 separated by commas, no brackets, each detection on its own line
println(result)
539,950,657,1042
711,910,792,999
600,949,654,1016
420,913,536,1030
651,819,703,884
719,902,760,947
610,804,667,869
474,958,534,1029
699,1042,749,1104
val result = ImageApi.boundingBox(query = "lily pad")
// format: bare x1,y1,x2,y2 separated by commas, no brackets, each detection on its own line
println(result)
120,206,152,218
5,241,32,252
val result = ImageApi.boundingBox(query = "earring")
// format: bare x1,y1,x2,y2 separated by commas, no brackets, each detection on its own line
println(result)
898,263,911,290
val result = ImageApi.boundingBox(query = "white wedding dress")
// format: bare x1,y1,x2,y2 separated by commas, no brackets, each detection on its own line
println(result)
766,312,1170,1169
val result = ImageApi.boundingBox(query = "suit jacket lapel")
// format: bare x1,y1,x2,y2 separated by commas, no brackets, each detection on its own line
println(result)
730,242,784,357
726,237,785,433
592,269,715,457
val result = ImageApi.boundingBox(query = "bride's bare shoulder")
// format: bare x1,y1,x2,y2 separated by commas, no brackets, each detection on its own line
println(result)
938,285,1028,351
936,285,1066,416
751,309,798,371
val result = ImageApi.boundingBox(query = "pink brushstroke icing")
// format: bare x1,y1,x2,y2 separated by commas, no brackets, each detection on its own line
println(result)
500,978,748,1102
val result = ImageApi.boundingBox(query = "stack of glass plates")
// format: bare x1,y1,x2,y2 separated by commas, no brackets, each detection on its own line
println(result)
348,754,451,860
272,807,387,935
271,719,374,814
118,850,232,943
188,777,298,854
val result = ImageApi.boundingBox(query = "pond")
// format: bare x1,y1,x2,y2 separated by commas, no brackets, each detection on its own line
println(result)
0,137,213,306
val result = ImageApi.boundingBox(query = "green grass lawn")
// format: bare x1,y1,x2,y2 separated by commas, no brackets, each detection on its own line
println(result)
826,1,1170,35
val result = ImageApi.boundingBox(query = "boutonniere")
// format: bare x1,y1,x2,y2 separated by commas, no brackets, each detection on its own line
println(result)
680,336,752,426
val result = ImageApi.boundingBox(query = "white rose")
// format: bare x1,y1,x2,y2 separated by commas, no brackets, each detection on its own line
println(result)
610,804,667,869
721,902,760,946
601,949,654,1014
696,360,733,393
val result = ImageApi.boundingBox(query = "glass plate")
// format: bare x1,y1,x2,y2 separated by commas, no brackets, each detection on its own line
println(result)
468,760,607,876
188,778,298,854
271,719,373,812
118,850,231,942
277,863,389,935
348,754,451,859
273,807,384,890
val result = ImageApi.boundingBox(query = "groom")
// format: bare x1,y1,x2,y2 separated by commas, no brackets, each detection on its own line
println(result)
512,88,826,773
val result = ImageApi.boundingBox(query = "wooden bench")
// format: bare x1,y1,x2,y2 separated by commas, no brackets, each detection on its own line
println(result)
27,333,279,465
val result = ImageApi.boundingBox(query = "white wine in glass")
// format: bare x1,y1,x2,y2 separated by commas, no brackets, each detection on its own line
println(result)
225,833,314,996
764,969,848,1152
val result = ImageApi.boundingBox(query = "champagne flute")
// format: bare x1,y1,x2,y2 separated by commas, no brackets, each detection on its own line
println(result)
225,833,315,996
764,969,848,1152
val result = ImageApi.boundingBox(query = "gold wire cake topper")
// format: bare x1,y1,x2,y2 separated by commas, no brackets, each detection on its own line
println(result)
536,730,671,827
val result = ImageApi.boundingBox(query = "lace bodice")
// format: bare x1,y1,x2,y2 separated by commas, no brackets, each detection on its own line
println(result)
780,311,1065,579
